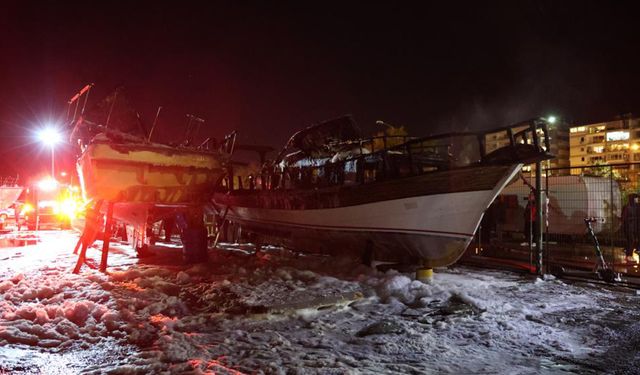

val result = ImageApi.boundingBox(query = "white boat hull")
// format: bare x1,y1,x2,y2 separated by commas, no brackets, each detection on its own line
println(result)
215,164,521,267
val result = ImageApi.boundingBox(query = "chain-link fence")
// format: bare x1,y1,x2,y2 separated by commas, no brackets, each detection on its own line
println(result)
474,162,640,277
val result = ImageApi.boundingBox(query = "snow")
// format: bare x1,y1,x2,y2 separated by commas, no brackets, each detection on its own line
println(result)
0,231,639,374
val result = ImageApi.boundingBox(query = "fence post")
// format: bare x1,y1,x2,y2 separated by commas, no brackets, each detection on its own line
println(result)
544,167,549,274
535,161,544,276
609,166,614,266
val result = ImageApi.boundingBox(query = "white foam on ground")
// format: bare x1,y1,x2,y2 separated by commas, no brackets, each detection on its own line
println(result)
0,232,637,374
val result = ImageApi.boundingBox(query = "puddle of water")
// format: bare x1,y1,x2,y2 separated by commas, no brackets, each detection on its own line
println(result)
0,341,144,374
0,237,37,248
0,232,40,248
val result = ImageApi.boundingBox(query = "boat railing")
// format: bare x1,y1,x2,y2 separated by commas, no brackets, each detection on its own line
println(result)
334,135,412,155
0,176,20,187
222,118,553,192
224,141,457,191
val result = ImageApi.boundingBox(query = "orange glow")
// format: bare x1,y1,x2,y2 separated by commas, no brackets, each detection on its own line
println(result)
119,282,145,292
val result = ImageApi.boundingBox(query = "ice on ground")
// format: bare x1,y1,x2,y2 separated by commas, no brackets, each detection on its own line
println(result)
0,231,639,374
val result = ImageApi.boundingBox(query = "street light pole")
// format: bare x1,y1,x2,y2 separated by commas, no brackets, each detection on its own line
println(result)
38,126,61,177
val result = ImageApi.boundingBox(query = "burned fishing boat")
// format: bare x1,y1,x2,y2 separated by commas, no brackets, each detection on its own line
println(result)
212,116,553,267
68,85,235,262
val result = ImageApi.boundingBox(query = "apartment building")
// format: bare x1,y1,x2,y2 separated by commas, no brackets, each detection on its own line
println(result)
569,115,640,181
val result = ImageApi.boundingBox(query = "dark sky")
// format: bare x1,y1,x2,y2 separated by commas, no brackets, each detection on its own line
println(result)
1,1,639,179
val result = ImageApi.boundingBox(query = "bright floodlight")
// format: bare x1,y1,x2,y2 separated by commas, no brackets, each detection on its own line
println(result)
37,177,58,192
38,127,62,147
547,116,557,124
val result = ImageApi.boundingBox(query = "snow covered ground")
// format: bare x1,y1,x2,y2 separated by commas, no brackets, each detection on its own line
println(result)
0,231,639,374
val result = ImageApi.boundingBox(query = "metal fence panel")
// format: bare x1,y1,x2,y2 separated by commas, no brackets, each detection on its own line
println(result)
475,162,640,277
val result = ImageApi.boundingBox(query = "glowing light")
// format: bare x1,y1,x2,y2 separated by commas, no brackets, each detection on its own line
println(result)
37,178,59,192
60,171,67,177
632,144,640,151
547,116,557,124
56,197,82,220
38,127,62,147
20,203,33,215
53,187,85,220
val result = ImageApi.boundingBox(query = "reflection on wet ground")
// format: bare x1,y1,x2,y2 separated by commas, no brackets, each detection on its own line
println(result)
0,233,38,248
0,340,140,375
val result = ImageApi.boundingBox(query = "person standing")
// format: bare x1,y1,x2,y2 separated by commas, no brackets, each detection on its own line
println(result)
523,191,536,245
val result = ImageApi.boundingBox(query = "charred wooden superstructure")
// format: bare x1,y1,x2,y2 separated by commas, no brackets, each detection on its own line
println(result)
213,116,554,267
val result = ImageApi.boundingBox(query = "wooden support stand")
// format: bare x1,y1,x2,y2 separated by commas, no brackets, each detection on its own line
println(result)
99,202,114,272
72,238,82,255
73,200,104,274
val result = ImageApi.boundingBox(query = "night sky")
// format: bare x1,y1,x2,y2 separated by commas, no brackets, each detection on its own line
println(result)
1,1,639,179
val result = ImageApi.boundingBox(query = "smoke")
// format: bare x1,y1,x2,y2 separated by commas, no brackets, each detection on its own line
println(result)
438,37,605,132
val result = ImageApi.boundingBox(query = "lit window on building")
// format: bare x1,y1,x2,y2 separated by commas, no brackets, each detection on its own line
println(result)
609,143,629,151
607,153,628,161
588,125,605,133
571,126,587,133
606,131,630,141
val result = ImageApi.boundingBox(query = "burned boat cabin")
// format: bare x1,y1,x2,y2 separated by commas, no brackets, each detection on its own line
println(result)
220,117,553,200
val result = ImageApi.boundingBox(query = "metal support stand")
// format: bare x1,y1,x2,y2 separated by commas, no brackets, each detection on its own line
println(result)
179,207,208,263
133,224,149,257
211,206,229,250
